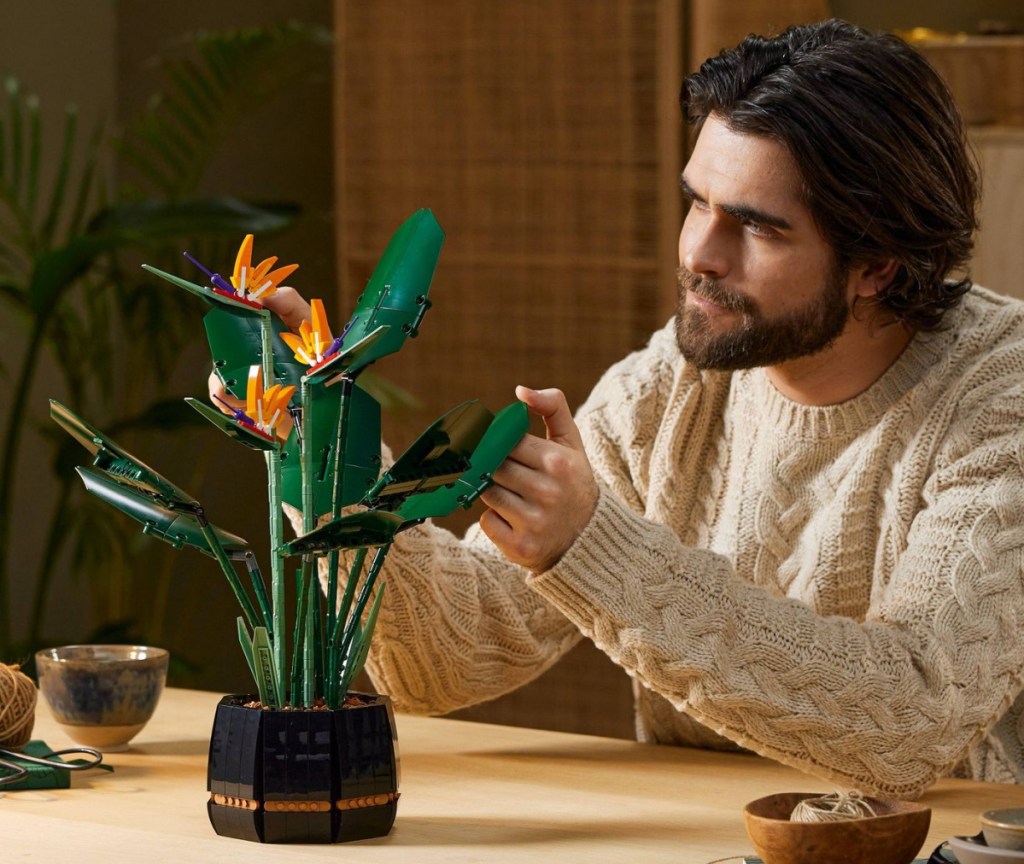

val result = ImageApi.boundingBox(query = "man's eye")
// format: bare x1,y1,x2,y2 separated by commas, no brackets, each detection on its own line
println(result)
745,221,777,238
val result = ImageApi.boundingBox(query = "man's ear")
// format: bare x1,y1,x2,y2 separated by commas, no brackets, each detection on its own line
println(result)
851,258,900,299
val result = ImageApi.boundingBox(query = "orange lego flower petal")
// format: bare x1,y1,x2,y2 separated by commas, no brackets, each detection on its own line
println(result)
281,331,315,366
232,234,254,291
262,384,282,411
310,299,333,346
252,256,278,284
263,263,299,289
247,256,290,301
246,366,263,416
265,384,295,418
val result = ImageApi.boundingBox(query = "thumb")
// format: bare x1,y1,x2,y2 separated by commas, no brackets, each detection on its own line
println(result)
515,386,583,448
262,286,312,332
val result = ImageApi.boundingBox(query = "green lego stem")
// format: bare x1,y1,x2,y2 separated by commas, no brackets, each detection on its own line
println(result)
196,516,260,632
330,546,368,650
339,581,385,697
323,378,356,642
303,561,316,707
324,545,340,703
289,567,308,705
329,377,354,520
312,587,324,699
323,377,353,700
299,377,316,534
333,543,390,688
326,545,367,708
260,310,288,704
242,551,273,637
296,374,321,705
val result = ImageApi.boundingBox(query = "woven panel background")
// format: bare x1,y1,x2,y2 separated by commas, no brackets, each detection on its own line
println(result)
687,0,829,72
334,0,682,738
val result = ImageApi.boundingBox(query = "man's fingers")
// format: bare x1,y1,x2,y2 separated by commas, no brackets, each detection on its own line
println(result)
515,385,583,448
263,286,312,331
208,369,244,413
480,386,599,573
478,506,514,549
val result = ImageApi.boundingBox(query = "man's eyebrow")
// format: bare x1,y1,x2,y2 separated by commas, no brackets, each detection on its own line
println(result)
679,174,793,231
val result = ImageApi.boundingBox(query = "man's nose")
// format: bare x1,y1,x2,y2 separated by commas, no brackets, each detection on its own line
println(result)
680,216,730,280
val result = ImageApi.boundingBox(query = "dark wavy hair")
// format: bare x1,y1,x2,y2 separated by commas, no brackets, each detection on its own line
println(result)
681,19,979,331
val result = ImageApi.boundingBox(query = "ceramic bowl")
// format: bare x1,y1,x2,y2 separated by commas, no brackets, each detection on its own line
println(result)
743,792,931,864
950,834,1024,864
35,644,169,751
983,810,1024,851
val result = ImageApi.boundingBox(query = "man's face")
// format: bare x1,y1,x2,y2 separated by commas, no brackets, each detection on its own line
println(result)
676,115,853,370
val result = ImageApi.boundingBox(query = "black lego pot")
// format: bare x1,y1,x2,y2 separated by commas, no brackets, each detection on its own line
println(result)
206,692,400,843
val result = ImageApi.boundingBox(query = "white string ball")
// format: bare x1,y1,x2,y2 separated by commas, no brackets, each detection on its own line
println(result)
790,791,877,823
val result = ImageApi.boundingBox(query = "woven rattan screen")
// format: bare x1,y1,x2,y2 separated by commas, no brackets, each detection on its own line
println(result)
333,0,682,737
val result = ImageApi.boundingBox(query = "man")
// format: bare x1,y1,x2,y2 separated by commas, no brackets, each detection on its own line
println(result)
218,20,1024,798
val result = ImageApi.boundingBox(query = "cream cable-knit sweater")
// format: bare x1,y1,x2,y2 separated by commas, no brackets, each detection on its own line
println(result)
319,285,1024,799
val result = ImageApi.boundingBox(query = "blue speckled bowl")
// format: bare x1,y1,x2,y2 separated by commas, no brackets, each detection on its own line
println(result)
35,645,169,751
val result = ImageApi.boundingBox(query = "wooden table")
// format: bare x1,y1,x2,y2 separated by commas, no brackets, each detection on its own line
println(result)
1,687,1019,862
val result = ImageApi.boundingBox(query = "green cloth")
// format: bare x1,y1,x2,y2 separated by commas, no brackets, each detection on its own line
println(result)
0,740,70,791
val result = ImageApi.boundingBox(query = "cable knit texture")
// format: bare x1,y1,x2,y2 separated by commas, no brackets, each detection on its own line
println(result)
311,286,1024,800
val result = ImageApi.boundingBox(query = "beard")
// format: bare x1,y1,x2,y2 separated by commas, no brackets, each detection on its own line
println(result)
674,263,851,370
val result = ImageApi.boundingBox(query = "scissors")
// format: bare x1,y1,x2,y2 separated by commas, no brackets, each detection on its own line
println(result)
0,745,104,787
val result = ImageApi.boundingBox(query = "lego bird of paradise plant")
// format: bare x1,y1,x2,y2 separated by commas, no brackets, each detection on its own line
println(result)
51,210,528,709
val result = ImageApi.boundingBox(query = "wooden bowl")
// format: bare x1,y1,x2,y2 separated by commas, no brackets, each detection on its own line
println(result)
743,792,931,864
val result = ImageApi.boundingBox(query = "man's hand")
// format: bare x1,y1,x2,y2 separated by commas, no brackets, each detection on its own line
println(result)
207,286,312,440
478,386,599,574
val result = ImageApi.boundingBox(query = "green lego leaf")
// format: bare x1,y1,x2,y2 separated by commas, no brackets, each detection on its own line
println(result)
251,626,282,708
364,399,493,510
397,400,529,522
303,325,390,386
75,466,249,558
204,304,304,400
280,378,382,514
338,208,444,374
141,262,266,314
236,616,259,687
279,510,402,556
51,399,198,506
185,397,280,452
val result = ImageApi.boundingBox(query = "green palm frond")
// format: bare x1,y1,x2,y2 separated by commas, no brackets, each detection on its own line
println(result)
118,21,331,199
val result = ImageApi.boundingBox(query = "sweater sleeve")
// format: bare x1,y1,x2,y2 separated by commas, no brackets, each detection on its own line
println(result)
357,518,582,714
528,364,1024,799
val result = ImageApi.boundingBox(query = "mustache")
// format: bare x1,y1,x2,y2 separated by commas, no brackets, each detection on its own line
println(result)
676,267,755,314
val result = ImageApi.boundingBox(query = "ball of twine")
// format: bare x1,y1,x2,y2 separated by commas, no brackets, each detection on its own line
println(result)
790,791,877,823
0,662,37,750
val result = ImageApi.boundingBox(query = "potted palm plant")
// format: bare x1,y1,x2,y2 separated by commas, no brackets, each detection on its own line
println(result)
50,208,528,843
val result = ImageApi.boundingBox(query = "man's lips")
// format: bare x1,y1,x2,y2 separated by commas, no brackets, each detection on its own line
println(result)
687,288,734,313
